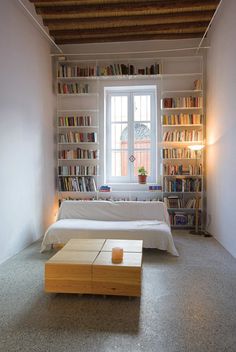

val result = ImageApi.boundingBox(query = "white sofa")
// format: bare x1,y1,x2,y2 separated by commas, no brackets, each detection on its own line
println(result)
41,200,178,256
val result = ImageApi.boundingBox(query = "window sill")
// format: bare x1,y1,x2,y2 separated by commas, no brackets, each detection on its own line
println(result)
105,183,160,191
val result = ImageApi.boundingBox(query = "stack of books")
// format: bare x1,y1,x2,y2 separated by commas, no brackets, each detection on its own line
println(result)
99,185,111,192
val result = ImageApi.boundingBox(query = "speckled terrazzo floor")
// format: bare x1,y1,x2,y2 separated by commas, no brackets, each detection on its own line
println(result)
0,232,236,352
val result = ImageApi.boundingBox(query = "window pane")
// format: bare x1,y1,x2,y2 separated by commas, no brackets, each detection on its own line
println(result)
112,123,128,149
134,95,151,121
111,96,128,122
133,122,151,149
111,150,128,176
106,87,156,183
133,150,151,176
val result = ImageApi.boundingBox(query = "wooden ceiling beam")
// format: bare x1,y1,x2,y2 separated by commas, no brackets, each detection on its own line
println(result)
30,0,171,4
29,0,217,6
50,22,207,37
40,8,216,21
52,25,206,41
43,11,214,28
55,32,204,45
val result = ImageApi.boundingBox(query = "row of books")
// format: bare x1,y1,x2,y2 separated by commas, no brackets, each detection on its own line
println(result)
163,163,202,176
164,196,202,209
59,132,97,143
162,97,203,108
58,65,96,78
59,176,97,192
59,148,98,160
163,130,203,142
162,114,202,125
163,178,202,192
97,63,160,76
57,63,161,78
58,83,89,94
162,148,202,159
58,165,98,176
58,116,93,127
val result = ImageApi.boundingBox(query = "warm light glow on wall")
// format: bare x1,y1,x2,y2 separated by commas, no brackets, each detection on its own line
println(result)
52,198,59,222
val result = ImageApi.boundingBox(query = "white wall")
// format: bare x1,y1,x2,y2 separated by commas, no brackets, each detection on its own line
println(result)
206,0,236,257
0,0,56,264
60,38,206,59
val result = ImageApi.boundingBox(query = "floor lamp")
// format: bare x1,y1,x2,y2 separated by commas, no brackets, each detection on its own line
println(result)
188,144,205,235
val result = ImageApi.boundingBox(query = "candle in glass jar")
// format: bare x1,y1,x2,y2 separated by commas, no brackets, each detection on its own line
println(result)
112,247,123,264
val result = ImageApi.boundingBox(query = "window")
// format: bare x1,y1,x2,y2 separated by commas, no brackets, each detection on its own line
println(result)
105,86,157,183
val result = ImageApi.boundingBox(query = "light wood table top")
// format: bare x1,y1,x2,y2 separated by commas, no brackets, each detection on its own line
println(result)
62,239,106,252
101,239,143,253
47,250,98,264
94,251,142,268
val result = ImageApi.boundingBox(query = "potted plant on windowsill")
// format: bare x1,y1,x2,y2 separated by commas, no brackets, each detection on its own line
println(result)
138,166,148,184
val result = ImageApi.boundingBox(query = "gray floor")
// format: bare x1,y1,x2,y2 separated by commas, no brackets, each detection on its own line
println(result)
0,232,236,352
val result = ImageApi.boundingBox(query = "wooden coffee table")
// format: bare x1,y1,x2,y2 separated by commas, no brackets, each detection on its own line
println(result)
45,239,143,297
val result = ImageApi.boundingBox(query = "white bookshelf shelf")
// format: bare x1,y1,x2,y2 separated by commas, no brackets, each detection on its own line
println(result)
58,93,98,97
57,109,99,113
168,208,202,211
162,124,203,127
161,72,202,78
58,158,99,161
58,142,99,145
59,175,99,177
161,107,203,111
163,175,203,178
162,90,203,94
58,126,99,129
163,192,202,194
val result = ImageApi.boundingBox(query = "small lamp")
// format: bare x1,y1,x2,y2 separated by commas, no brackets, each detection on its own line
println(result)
188,144,205,235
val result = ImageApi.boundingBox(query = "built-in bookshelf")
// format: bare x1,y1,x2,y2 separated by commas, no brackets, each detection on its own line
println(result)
160,56,204,228
56,56,205,214
57,61,100,201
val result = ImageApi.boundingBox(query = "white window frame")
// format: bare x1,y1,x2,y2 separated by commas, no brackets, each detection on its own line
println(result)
105,85,157,184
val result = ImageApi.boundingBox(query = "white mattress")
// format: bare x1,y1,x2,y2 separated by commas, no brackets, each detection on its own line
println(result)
41,218,179,256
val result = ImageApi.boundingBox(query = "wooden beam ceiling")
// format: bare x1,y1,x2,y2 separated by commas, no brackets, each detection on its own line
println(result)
29,0,220,45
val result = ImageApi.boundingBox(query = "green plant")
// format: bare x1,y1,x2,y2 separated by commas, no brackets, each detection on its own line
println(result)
138,166,147,176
